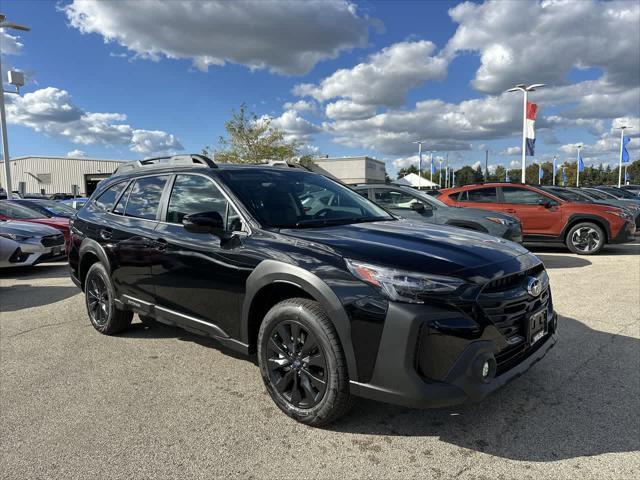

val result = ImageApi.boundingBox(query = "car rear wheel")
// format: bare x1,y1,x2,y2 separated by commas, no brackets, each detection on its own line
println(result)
566,222,605,255
84,262,133,334
257,298,354,426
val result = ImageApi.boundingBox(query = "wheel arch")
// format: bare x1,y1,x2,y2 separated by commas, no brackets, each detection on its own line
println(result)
78,239,111,291
241,260,359,382
562,214,611,243
444,219,488,233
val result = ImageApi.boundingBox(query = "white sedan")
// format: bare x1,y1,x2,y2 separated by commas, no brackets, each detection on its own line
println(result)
0,219,66,268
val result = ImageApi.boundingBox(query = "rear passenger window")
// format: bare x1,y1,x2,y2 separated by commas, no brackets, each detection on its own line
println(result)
466,188,497,203
93,182,126,212
124,176,169,220
502,187,548,205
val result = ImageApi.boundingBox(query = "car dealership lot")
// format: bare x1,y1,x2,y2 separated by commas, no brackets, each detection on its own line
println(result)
1,245,639,480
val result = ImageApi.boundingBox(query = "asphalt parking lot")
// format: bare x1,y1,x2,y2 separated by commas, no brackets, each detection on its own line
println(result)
1,244,639,480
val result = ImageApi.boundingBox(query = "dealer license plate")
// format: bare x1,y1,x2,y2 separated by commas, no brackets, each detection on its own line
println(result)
528,310,547,345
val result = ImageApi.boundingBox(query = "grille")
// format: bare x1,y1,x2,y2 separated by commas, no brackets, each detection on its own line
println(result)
41,234,64,247
477,265,551,374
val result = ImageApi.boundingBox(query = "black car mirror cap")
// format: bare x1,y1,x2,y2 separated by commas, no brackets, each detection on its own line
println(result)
183,211,225,236
410,201,427,212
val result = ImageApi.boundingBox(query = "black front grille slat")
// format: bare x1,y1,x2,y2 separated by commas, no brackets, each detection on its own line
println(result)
41,235,64,247
477,264,551,375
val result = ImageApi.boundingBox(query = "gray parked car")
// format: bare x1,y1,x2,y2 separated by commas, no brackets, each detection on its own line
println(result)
0,219,66,267
352,184,523,242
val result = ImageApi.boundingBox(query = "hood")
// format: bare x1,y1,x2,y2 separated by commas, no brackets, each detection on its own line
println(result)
281,220,537,283
0,219,61,237
28,217,70,228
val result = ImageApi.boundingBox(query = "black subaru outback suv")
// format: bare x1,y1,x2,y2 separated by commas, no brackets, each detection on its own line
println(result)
69,155,557,426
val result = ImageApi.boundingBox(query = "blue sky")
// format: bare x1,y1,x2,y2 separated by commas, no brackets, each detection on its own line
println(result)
2,0,639,177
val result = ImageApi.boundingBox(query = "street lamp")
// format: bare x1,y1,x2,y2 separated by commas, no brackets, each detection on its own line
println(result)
0,14,30,198
506,83,546,184
412,140,426,189
617,125,630,188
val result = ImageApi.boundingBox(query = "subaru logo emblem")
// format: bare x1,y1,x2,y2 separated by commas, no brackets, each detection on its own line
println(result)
527,277,542,297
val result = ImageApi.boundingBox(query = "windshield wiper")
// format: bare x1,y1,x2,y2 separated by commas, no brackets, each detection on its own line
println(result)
293,216,390,228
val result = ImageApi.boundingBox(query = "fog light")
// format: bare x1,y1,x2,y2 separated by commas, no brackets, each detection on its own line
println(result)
482,361,490,379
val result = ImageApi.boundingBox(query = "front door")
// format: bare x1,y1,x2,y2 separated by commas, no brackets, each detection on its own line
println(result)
152,174,249,338
498,186,560,235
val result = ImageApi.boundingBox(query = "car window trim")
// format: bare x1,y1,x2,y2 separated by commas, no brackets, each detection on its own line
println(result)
157,172,251,235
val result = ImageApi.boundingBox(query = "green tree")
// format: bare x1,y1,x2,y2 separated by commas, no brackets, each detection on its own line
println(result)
397,164,419,178
455,166,476,185
473,165,484,183
203,103,299,163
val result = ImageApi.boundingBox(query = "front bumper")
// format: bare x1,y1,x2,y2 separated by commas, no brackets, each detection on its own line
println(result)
349,302,557,409
610,221,636,244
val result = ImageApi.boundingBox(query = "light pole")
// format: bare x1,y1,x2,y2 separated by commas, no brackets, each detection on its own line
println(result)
429,151,434,185
412,140,426,189
617,125,630,188
506,83,546,184
0,14,30,198
552,155,557,186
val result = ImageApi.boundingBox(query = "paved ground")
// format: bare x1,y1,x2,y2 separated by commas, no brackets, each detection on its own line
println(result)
1,243,639,480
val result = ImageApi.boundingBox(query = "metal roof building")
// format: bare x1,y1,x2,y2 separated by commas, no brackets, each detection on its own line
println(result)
0,156,125,197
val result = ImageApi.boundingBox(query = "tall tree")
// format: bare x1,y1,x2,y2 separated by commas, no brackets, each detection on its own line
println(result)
204,103,299,163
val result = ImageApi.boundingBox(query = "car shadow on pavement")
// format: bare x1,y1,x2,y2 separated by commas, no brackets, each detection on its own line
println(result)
535,254,591,269
0,262,69,282
0,284,79,312
330,315,640,462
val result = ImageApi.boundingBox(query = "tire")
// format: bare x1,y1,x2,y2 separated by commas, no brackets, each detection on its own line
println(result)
257,298,354,426
565,222,606,255
84,262,133,334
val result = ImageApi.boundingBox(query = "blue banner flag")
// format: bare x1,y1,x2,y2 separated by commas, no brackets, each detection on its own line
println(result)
505,170,510,182
552,157,557,177
562,168,567,185
622,136,631,163
539,165,544,180
578,151,585,172
431,162,436,174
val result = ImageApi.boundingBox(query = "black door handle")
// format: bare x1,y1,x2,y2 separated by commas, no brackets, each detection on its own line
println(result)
99,228,112,240
154,238,168,251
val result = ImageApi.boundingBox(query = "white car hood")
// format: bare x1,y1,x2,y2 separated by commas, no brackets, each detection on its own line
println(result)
0,220,61,237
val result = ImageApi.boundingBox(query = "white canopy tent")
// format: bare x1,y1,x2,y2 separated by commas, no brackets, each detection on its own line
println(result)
393,173,439,189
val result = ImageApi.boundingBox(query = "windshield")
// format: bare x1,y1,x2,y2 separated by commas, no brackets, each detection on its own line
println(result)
584,188,614,200
545,188,585,201
606,187,636,199
218,169,394,228
0,201,47,219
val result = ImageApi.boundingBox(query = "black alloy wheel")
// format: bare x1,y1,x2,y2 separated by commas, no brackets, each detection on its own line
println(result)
266,320,328,408
84,262,133,334
87,274,110,327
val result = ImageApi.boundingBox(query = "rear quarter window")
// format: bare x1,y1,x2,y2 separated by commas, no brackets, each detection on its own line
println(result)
93,181,127,212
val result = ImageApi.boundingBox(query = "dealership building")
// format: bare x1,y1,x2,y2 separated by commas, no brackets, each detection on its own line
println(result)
312,156,386,185
0,156,125,197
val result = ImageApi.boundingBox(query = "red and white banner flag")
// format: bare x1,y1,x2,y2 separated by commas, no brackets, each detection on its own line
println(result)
526,102,538,156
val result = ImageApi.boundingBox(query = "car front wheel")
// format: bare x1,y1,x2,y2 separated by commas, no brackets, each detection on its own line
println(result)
566,222,605,255
257,298,354,426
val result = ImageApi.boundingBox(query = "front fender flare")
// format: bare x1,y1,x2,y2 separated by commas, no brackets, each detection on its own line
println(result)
241,259,359,382
78,238,111,289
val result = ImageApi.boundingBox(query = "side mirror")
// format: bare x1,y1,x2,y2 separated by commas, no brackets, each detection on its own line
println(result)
539,199,554,209
183,211,224,236
410,201,427,212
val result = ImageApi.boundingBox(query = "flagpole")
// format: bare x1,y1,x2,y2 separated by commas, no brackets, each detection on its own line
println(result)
624,164,628,185
438,158,442,187
430,152,433,185
576,145,582,187
418,142,423,188
445,153,449,188
552,155,557,186
521,90,528,184
617,125,628,188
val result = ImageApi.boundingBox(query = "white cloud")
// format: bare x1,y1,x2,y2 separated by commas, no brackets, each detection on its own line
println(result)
66,149,86,158
509,160,521,169
500,146,521,156
282,100,316,114
294,40,447,108
0,30,23,55
445,0,640,93
63,0,373,75
269,110,322,142
6,87,183,156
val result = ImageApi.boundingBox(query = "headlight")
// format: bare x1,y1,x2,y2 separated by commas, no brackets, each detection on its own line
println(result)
0,232,31,241
606,210,632,220
485,216,511,225
345,259,465,304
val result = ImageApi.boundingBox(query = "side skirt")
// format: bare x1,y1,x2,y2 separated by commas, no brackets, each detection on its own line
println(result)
119,295,250,355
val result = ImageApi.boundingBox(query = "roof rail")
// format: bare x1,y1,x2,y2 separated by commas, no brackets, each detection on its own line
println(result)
265,159,312,171
113,154,217,176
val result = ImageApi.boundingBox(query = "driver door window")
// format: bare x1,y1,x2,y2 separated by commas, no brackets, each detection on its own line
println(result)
166,175,243,232
501,187,552,205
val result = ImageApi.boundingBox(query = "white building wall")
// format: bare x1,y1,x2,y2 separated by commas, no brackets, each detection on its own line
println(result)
313,156,386,184
1,156,124,196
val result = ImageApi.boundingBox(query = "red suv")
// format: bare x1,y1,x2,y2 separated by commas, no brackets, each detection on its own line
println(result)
438,183,636,255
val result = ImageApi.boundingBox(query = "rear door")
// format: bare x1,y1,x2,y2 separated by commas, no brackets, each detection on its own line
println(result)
107,175,170,303
152,173,250,338
455,187,502,212
498,186,560,235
